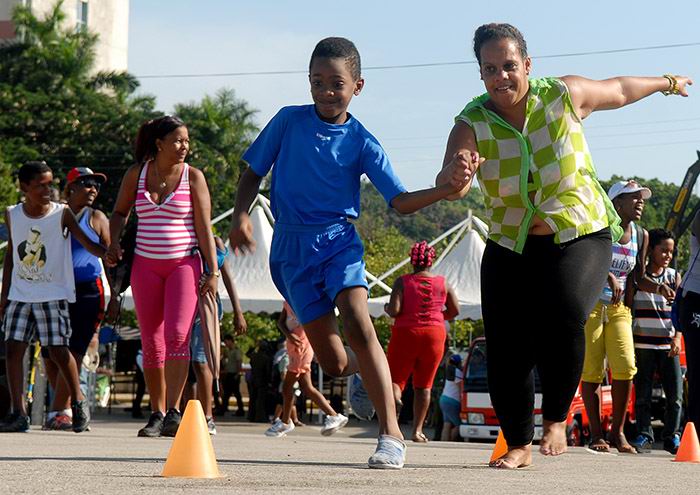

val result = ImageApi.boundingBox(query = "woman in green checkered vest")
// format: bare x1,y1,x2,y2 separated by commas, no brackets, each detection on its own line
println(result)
436,23,692,469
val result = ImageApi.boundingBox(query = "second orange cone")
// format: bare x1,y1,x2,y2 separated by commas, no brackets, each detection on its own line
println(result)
673,422,700,463
161,400,222,478
490,430,508,462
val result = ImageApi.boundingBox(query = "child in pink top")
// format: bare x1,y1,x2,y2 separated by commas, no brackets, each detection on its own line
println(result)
265,302,348,438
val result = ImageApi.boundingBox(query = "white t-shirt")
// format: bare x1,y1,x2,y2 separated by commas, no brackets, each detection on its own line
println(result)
8,202,76,303
441,367,463,402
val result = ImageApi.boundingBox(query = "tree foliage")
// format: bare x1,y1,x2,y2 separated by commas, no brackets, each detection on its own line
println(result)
0,1,157,212
174,89,259,227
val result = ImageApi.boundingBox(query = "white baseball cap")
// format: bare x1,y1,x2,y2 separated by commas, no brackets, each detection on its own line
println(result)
607,180,652,201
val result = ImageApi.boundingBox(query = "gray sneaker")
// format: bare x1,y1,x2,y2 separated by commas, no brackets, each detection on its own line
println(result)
320,413,348,436
207,416,217,436
0,412,30,433
265,418,295,437
347,374,375,421
368,435,406,469
71,399,90,433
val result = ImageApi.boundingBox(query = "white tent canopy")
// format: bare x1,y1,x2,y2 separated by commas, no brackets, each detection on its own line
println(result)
219,203,284,313
431,228,485,320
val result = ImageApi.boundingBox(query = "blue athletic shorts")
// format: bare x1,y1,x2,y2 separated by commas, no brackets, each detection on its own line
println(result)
270,221,368,325
190,296,223,363
439,395,462,426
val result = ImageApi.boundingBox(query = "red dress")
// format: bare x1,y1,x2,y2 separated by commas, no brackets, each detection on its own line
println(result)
387,274,448,390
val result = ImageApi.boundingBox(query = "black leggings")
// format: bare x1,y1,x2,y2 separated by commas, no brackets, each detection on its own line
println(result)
481,229,611,446
679,290,700,427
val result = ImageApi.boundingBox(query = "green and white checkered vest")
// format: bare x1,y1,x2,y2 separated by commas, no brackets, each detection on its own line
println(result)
456,77,621,253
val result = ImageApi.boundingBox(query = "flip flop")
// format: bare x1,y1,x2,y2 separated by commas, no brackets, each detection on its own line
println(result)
412,431,429,443
609,441,637,454
588,438,610,453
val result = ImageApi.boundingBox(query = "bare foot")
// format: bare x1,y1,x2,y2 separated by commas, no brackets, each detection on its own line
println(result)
489,445,532,469
540,420,568,456
588,437,610,453
609,432,637,454
412,431,428,443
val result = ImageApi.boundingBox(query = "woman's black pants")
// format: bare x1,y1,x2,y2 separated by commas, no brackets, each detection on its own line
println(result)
481,229,611,446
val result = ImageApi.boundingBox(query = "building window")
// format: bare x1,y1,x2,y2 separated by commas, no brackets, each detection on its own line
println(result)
76,1,88,32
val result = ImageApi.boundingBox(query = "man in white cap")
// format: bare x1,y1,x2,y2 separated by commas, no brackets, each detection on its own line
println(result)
581,179,669,454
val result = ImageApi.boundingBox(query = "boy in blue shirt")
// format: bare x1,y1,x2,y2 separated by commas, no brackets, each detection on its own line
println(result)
229,37,472,469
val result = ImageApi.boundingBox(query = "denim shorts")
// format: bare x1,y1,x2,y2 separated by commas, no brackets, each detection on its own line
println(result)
439,395,461,426
190,296,223,363
270,221,368,325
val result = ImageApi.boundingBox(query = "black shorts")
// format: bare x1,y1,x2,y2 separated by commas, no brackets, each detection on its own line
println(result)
69,278,105,356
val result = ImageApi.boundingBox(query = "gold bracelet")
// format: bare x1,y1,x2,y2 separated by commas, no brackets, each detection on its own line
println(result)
662,74,679,96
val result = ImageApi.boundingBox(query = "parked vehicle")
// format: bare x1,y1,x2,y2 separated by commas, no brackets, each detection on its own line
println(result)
459,337,631,446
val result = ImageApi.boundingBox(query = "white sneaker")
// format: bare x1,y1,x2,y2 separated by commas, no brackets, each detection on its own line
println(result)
347,373,375,421
265,418,295,437
368,435,406,469
320,413,348,436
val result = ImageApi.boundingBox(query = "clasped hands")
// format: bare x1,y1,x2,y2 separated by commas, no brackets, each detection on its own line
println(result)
447,150,484,193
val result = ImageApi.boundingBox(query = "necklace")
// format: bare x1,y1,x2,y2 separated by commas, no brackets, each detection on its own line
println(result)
154,164,167,190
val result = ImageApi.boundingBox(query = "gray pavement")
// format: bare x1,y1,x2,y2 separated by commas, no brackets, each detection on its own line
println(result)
0,413,697,494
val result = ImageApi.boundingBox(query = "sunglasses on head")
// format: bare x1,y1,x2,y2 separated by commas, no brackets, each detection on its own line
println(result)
76,178,101,190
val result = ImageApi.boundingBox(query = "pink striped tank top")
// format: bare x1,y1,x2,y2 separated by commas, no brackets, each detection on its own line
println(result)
134,162,197,260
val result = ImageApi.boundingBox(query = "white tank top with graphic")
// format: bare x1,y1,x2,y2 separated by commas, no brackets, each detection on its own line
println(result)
8,202,76,303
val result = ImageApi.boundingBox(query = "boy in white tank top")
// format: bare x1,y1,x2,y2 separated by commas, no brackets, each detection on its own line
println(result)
0,162,108,433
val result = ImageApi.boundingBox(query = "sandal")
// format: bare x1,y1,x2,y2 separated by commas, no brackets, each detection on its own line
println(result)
588,438,610,453
609,434,637,454
412,431,429,443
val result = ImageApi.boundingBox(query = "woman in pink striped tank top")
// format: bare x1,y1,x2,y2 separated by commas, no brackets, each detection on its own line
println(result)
107,116,218,438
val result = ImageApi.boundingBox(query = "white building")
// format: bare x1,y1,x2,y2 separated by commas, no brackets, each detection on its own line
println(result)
0,0,129,72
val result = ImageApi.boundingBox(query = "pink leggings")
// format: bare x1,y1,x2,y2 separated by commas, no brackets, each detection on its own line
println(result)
131,254,201,368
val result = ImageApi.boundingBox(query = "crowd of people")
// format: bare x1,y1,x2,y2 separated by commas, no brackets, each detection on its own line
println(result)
0,22,695,472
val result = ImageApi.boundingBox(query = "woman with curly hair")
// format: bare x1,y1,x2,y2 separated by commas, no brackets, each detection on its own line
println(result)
435,22,691,468
385,241,460,442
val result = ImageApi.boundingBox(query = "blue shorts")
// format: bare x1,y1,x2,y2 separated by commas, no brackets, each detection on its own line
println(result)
270,221,368,325
190,296,223,363
439,395,461,426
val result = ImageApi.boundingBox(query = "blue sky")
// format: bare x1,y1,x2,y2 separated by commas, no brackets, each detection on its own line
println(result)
128,1,700,191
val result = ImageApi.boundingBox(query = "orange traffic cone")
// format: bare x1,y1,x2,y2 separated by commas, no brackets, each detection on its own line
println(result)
673,422,700,463
161,400,221,477
490,430,509,462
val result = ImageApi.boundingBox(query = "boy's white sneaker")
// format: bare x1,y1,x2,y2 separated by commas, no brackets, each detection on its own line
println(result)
368,435,406,469
320,413,348,436
265,418,295,437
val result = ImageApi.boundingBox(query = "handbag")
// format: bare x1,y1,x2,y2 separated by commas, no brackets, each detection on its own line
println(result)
107,164,144,294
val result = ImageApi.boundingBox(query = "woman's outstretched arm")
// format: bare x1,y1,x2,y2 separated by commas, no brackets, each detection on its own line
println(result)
562,74,693,120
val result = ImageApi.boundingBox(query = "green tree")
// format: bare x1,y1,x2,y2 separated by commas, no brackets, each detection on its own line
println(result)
0,148,17,207
174,89,259,226
0,1,157,211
